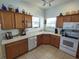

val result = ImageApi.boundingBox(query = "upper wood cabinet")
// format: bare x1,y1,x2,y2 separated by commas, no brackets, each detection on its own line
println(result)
63,16,72,22
0,11,14,29
71,15,79,22
0,10,32,29
25,15,32,28
15,13,25,29
56,14,79,28
56,16,64,28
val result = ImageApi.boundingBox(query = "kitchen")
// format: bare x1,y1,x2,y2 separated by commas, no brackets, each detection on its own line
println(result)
0,0,79,59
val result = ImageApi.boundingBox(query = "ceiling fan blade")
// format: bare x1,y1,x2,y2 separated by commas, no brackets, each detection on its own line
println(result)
42,0,46,2
49,0,54,3
49,3,51,6
43,2,46,6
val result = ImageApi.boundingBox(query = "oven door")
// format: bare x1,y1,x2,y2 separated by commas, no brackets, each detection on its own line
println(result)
60,36,78,51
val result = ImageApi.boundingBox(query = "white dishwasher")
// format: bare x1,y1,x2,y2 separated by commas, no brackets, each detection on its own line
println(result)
28,36,37,50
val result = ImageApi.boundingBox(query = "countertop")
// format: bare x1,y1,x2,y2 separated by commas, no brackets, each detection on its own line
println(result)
2,31,61,45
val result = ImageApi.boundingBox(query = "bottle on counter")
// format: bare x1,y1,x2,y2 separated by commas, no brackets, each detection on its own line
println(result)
55,28,58,34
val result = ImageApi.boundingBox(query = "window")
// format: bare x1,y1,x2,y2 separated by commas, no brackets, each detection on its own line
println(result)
32,17,40,28
46,17,57,28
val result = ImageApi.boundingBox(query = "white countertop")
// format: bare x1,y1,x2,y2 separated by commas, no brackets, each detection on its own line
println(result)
2,31,61,45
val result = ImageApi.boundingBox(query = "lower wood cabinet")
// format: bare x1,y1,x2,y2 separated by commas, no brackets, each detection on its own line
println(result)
5,42,18,59
5,39,28,59
50,35,60,48
5,34,60,59
37,34,43,46
42,34,51,44
37,34,51,46
37,34,60,48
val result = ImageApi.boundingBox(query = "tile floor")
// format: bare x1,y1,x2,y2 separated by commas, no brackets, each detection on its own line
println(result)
17,45,77,59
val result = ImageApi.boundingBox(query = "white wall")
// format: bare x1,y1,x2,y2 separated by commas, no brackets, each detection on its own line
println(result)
46,0,79,18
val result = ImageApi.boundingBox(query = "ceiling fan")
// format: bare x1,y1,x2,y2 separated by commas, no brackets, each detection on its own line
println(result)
42,0,54,6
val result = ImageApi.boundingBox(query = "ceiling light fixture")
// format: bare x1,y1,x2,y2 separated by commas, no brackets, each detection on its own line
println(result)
42,0,54,6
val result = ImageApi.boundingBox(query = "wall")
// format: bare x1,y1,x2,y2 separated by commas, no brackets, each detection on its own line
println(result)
0,0,44,59
44,0,79,34
46,0,79,18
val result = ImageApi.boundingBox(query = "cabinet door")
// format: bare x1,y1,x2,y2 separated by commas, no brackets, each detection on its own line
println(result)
0,11,14,29
37,34,44,46
5,39,28,59
63,16,71,22
25,15,32,28
18,39,28,55
56,16,64,28
71,15,79,22
37,34,51,46
54,36,60,48
5,43,18,59
50,35,55,46
51,35,60,48
42,34,51,44
15,13,25,29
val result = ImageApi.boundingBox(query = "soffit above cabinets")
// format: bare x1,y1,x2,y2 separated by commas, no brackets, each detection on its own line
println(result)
14,0,73,9
3,0,73,9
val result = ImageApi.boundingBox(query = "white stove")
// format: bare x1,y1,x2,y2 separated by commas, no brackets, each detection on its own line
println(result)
60,36,79,56
60,22,79,57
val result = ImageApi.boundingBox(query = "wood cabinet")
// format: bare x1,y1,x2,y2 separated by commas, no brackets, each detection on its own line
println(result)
63,16,71,22
5,42,18,59
37,34,44,46
15,13,25,29
17,39,28,55
0,11,14,29
56,16,64,28
42,34,51,44
56,14,79,28
50,35,60,48
5,39,28,59
14,14,32,29
71,15,79,22
37,34,51,46
25,15,32,28
37,34,60,48
0,10,32,29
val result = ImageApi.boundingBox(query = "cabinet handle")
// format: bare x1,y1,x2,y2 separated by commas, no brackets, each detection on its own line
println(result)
22,20,24,23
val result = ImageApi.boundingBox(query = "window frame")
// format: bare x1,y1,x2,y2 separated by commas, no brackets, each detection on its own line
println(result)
32,17,40,28
45,17,57,28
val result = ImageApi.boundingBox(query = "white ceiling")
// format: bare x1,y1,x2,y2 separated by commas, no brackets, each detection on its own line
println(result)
14,0,73,9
